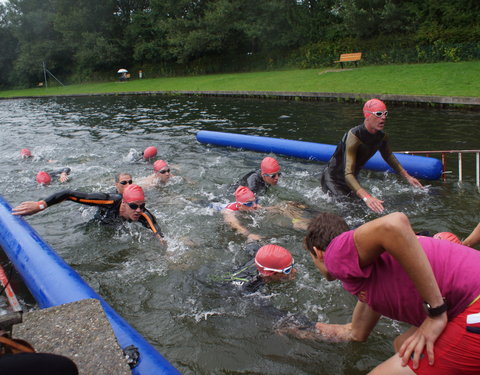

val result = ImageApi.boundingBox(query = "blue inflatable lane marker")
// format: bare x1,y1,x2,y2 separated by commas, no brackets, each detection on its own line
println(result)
196,130,442,180
0,196,180,375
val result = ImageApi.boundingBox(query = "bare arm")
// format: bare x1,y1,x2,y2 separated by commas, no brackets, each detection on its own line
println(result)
222,210,262,241
314,300,381,342
463,223,480,248
354,212,447,369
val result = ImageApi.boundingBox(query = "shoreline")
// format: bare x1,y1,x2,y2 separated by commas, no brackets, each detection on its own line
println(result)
1,89,480,108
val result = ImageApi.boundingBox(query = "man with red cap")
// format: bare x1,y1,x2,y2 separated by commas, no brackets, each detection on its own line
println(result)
137,160,172,189
35,168,71,185
321,98,423,213
222,186,263,242
232,156,281,196
12,184,164,241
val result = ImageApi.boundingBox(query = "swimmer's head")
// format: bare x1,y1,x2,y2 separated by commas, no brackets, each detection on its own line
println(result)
234,186,255,204
153,160,171,182
143,146,157,160
363,99,387,119
433,232,462,244
36,171,51,185
20,148,32,158
261,157,280,175
255,244,294,278
153,160,168,172
123,184,145,203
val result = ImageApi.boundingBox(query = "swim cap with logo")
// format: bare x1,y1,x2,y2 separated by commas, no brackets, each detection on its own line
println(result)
363,99,387,118
433,232,462,244
123,184,145,203
36,171,51,185
261,157,280,174
234,186,255,204
255,244,293,276
143,146,158,160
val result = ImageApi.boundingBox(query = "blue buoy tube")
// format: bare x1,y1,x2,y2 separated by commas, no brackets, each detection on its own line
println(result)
196,130,442,180
0,196,180,375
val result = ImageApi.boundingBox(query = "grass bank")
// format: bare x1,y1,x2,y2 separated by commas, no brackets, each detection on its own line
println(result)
1,61,479,98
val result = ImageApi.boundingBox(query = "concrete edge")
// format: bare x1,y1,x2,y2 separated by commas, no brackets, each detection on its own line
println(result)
1,90,479,108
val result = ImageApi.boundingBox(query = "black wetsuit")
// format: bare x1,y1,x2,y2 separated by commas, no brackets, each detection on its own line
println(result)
49,167,71,178
231,170,268,196
321,123,405,196
43,190,164,237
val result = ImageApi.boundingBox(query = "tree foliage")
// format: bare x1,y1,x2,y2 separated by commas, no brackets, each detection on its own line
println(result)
0,0,478,88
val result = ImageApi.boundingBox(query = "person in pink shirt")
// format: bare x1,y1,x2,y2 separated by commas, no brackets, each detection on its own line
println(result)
303,212,480,375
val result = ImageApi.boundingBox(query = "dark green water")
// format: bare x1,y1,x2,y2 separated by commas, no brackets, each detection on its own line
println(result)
0,96,479,374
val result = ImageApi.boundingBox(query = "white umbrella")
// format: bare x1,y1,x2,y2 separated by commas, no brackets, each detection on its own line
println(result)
117,68,128,73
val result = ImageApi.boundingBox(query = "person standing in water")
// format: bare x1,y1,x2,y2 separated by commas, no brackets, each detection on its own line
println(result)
320,99,423,213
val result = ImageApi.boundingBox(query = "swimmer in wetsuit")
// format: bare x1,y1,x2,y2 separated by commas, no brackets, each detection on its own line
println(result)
36,168,71,185
12,184,165,242
320,98,423,213
231,157,281,196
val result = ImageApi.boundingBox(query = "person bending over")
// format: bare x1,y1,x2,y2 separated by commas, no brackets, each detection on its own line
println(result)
321,99,422,213
302,212,480,374
12,184,165,243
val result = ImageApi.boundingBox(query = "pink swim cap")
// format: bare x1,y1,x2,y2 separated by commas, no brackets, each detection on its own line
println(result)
363,99,387,118
143,146,157,160
123,184,145,203
234,186,255,204
261,157,280,174
433,232,462,244
153,160,168,172
255,244,293,276
36,171,51,185
20,148,32,158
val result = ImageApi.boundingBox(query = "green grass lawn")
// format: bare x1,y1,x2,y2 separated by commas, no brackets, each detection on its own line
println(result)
1,61,479,98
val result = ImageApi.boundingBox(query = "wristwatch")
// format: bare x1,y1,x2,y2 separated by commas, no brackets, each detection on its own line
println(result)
423,298,448,317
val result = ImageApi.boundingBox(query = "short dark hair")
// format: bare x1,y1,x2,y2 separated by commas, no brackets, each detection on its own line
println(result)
304,213,349,257
115,172,132,182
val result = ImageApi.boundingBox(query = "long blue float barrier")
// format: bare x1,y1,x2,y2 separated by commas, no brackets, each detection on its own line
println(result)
0,196,180,375
196,130,442,180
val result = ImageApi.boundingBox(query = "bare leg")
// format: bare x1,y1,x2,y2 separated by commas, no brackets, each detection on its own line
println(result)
368,353,416,375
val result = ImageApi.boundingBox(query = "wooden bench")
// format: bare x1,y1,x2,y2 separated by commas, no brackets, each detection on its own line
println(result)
335,52,362,69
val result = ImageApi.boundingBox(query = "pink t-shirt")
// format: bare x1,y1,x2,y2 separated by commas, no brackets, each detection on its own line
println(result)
324,230,480,326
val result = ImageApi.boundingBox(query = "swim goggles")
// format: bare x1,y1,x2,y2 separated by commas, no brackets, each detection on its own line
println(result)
119,180,133,185
263,172,282,178
255,259,295,274
366,110,388,118
158,169,170,174
241,199,259,207
128,202,146,211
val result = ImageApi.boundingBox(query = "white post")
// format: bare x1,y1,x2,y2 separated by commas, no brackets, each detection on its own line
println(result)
476,152,479,188
458,152,462,182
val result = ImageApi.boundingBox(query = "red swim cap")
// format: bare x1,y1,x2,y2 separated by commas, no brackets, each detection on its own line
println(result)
153,160,168,172
143,146,157,160
20,148,32,158
363,99,387,118
234,186,255,204
433,232,462,244
36,171,51,185
261,157,280,174
123,184,145,203
255,244,293,276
